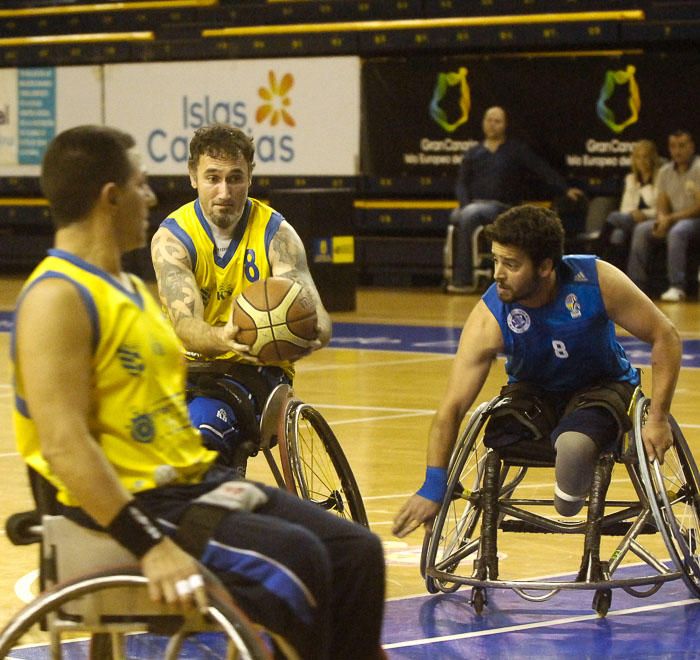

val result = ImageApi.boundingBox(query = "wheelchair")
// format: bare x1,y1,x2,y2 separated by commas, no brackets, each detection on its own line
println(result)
443,223,493,293
421,391,700,617
186,361,368,527
1,489,275,659
0,363,367,657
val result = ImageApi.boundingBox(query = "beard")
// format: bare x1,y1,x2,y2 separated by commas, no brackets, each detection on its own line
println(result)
208,204,241,230
496,276,542,304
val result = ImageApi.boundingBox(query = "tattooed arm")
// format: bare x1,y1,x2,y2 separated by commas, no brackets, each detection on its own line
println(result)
270,220,332,347
150,227,246,357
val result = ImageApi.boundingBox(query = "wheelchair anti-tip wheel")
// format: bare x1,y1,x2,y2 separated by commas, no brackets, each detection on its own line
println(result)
421,402,491,594
634,397,700,598
280,400,369,527
0,571,272,660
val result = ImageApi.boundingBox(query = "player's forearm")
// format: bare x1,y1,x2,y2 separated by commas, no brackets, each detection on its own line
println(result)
426,400,468,469
648,323,682,420
315,308,332,347
173,316,233,357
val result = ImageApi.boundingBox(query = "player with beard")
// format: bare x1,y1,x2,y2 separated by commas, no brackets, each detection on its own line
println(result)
151,124,332,471
393,204,681,537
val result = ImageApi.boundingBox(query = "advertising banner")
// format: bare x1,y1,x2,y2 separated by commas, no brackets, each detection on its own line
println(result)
104,57,361,176
0,66,103,177
362,54,700,188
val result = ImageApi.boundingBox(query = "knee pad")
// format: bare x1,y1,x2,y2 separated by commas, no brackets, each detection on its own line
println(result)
554,431,599,517
188,396,239,455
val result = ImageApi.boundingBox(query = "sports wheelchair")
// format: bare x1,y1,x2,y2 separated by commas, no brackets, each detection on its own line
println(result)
186,361,368,527
1,476,275,659
0,363,367,658
421,391,700,617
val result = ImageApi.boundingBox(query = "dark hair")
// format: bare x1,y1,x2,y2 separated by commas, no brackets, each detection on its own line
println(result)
188,124,255,173
483,204,565,267
40,125,135,228
670,129,694,142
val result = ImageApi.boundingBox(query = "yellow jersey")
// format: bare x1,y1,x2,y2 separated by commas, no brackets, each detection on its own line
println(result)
161,197,293,370
12,249,217,505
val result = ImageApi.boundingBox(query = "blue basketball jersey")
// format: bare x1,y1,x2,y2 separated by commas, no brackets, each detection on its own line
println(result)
482,255,639,392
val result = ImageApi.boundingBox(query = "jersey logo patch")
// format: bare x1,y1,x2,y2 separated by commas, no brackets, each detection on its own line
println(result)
565,293,582,319
507,308,531,334
574,270,588,282
117,345,145,376
131,413,155,443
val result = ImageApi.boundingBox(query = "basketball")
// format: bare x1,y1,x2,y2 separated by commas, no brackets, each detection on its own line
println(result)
231,277,318,363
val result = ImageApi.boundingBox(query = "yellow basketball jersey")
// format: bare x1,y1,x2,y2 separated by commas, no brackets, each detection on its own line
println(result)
12,249,217,506
161,197,294,368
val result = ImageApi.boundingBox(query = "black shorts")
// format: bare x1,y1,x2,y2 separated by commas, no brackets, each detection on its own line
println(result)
484,380,636,454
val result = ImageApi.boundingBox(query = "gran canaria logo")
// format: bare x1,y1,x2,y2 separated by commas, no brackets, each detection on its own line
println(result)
256,71,296,127
596,65,640,134
429,67,471,133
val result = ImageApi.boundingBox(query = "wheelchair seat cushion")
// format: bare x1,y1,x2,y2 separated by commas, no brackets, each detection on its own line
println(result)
484,382,558,448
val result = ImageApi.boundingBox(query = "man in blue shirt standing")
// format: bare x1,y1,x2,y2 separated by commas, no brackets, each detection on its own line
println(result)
446,107,583,293
395,204,680,537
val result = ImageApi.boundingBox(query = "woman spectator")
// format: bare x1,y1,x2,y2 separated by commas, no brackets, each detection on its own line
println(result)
597,139,662,269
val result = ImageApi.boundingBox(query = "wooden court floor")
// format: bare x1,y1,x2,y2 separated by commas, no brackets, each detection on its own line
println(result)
1,274,700,648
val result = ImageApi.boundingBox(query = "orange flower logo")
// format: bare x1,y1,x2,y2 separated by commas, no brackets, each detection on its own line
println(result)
256,71,295,127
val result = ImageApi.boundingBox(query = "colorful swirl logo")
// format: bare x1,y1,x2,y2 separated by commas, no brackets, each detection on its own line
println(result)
429,67,471,133
256,71,296,127
596,65,640,134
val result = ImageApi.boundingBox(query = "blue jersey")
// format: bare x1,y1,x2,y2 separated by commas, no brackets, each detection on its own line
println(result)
482,255,639,392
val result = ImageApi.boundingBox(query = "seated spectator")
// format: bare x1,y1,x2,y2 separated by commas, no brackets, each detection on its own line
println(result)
627,130,700,301
446,106,583,293
597,139,661,270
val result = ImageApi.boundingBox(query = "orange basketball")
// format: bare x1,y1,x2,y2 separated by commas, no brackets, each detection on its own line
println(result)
231,277,318,363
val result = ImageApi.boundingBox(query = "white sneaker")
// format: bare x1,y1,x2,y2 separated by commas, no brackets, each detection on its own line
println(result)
660,286,686,302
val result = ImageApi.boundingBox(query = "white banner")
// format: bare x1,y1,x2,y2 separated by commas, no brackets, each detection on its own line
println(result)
0,66,103,177
104,57,361,176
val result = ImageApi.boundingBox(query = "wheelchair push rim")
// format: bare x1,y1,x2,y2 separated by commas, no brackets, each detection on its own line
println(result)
0,571,273,660
634,397,700,597
282,400,369,527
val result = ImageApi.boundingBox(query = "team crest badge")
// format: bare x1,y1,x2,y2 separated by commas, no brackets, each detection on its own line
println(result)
566,293,582,319
507,308,531,334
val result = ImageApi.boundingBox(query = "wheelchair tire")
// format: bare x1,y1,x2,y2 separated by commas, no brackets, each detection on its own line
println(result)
281,400,369,527
634,397,700,598
421,405,489,594
0,570,272,660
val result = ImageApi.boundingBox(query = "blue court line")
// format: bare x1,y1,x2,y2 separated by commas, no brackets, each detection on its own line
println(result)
4,312,700,368
0,311,11,334
330,321,700,369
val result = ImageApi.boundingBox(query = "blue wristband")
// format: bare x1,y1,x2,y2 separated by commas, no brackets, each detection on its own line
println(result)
416,466,448,503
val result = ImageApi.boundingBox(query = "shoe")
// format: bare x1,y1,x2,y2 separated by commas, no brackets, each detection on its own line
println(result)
660,286,686,302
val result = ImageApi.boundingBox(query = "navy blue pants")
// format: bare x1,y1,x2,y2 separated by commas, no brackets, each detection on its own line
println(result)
62,468,386,660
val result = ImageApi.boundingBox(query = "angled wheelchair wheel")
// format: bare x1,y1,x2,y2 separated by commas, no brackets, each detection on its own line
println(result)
634,397,700,598
280,400,369,527
0,570,272,660
421,402,491,594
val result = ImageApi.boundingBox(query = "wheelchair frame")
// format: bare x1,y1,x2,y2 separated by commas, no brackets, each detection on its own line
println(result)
421,393,700,616
0,515,274,659
187,361,368,527
443,223,493,293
